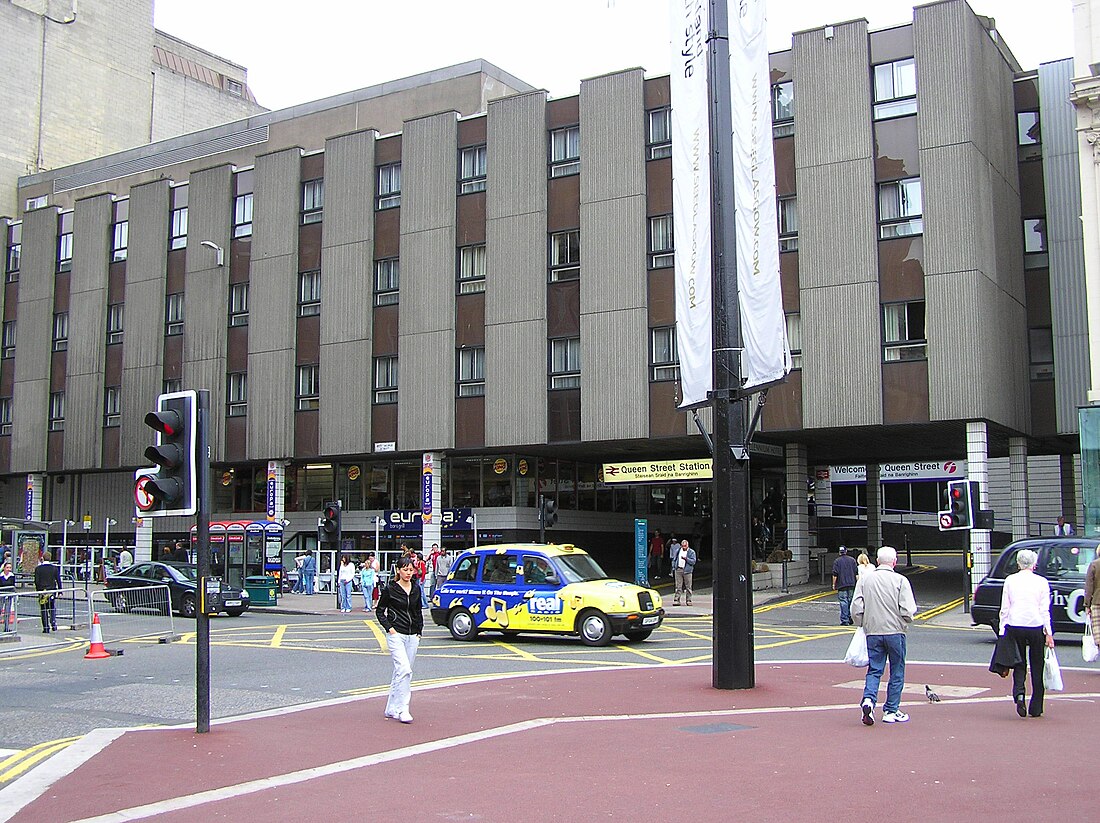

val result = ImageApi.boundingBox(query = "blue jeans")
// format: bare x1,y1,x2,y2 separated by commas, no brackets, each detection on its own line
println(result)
863,633,907,713
837,588,854,624
338,580,352,611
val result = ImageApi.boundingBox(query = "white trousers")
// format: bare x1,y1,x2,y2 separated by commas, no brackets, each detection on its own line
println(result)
385,632,419,715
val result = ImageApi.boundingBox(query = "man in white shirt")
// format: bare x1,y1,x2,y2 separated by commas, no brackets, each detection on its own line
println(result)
1054,516,1075,536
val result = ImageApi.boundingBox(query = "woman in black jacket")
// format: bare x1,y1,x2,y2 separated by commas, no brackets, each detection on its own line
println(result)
375,556,423,723
0,560,16,633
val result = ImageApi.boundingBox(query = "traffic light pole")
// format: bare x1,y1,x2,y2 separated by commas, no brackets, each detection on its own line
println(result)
195,389,211,733
708,0,755,690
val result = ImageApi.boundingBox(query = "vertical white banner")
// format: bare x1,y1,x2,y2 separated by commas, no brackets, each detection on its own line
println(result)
671,0,713,409
730,0,791,389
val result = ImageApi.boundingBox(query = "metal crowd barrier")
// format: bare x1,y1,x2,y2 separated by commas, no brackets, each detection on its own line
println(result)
0,585,174,649
91,585,176,642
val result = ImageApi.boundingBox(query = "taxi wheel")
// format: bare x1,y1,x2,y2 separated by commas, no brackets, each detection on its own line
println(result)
624,629,653,642
448,608,479,641
578,610,613,646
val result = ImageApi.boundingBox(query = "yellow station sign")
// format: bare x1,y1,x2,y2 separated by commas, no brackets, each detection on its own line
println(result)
601,459,714,484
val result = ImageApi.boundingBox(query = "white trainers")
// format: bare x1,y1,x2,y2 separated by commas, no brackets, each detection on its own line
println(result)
860,698,874,726
384,710,398,720
882,710,910,723
398,711,413,724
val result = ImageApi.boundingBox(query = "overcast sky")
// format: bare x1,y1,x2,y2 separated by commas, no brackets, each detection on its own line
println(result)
154,0,1075,112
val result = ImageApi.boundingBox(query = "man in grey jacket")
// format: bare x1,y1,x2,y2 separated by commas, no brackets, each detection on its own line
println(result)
851,546,917,726
672,540,697,606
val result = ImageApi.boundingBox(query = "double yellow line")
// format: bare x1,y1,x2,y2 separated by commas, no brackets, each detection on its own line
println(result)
916,597,964,621
0,736,79,783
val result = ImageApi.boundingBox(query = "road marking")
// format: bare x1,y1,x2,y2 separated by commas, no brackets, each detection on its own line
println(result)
612,642,672,664
269,624,287,648
916,597,964,620
493,640,540,661
0,641,85,661
0,737,80,783
833,680,988,698
364,619,389,651
753,591,833,613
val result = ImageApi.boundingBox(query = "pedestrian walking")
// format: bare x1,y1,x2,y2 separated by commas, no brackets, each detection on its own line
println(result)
337,555,355,612
430,544,450,596
831,546,858,625
34,550,63,634
648,530,664,579
999,548,1054,717
1085,553,1100,641
852,546,917,725
376,556,423,724
360,553,378,611
0,561,16,633
856,551,872,581
414,552,428,608
672,540,697,606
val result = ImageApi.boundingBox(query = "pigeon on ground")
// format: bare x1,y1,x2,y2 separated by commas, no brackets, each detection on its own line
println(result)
925,685,941,703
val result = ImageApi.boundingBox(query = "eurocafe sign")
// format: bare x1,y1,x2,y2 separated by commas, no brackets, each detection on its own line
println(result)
601,459,714,485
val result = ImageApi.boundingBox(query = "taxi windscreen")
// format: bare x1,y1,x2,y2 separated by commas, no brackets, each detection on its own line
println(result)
1044,542,1098,580
556,554,610,583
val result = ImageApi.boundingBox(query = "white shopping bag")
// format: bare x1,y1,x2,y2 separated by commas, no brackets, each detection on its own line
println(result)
1043,646,1064,691
1083,623,1099,664
843,627,868,668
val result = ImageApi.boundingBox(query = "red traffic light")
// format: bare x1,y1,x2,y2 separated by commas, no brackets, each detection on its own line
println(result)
323,505,338,520
145,409,181,438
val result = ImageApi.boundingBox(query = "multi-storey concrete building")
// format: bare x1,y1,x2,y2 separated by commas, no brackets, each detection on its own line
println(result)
0,1,1089,588
0,0,264,216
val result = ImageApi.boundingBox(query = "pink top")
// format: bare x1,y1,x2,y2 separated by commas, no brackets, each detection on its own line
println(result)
999,568,1052,636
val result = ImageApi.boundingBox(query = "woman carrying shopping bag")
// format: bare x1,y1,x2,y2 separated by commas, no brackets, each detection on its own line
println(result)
998,549,1055,717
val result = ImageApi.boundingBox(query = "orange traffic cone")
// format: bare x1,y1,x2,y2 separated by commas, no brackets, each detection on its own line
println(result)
84,613,111,660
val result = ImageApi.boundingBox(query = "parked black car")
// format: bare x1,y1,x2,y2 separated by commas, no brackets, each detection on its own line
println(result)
970,538,1098,635
105,562,249,618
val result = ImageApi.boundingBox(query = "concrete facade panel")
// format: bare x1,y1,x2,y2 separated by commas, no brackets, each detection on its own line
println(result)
401,112,458,234
486,91,548,221
580,308,648,441
245,349,295,460
485,320,547,447
579,70,645,203
397,329,455,451
796,161,878,289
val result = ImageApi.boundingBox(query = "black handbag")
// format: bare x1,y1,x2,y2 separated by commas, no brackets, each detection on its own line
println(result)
989,632,1022,677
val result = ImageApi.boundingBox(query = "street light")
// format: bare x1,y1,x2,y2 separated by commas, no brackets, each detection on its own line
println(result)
200,240,224,267
103,518,117,581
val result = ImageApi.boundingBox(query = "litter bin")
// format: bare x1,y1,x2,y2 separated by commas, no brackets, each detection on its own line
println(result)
244,575,278,606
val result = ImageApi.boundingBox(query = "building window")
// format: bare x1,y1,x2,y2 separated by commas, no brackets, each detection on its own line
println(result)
234,193,254,237
373,356,398,404
457,244,486,294
650,327,680,381
549,126,580,177
786,313,802,370
648,215,674,269
778,196,799,251
878,178,922,239
165,292,184,336
873,57,917,120
229,282,249,326
57,231,73,272
104,386,120,428
107,303,124,344
52,312,68,352
169,206,188,250
1029,327,1054,380
772,81,794,137
549,230,580,281
301,179,324,224
549,337,581,389
1,321,14,359
459,145,487,194
298,270,321,316
163,378,182,394
25,195,48,211
377,163,402,209
883,301,926,361
296,364,319,411
1017,111,1041,146
111,220,128,262
1023,218,1047,254
227,372,248,416
48,391,65,432
4,223,20,282
226,78,243,96
457,347,485,397
647,108,672,159
374,258,400,306
0,397,11,436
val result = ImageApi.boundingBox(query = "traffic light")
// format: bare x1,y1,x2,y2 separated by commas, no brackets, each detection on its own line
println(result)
137,390,198,517
320,500,342,543
941,479,975,530
541,496,558,528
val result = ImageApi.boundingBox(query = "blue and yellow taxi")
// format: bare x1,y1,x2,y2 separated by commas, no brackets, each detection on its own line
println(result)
430,543,664,645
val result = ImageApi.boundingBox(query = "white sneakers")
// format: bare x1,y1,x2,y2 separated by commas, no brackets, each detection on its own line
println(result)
398,711,413,724
861,699,910,725
882,711,910,723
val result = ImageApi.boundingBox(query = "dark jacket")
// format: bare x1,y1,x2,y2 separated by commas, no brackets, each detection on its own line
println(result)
832,554,858,589
34,561,62,592
0,571,15,592
376,578,424,636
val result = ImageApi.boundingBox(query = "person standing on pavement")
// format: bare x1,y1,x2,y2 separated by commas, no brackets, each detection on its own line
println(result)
360,553,378,611
337,555,355,613
34,550,63,634
673,540,697,606
302,552,316,595
831,546,859,626
0,561,16,633
648,530,664,580
1054,516,1075,536
1085,553,1100,643
999,549,1054,717
430,545,451,596
414,552,429,608
118,547,133,571
376,556,423,724
852,546,917,725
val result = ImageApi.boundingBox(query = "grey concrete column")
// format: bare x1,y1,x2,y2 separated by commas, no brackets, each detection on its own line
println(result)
784,443,809,585
967,421,991,590
1060,453,1079,526
865,463,881,551
1009,437,1029,541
